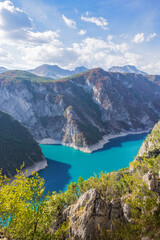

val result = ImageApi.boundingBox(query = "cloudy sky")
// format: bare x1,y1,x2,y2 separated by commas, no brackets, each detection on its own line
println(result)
0,0,160,74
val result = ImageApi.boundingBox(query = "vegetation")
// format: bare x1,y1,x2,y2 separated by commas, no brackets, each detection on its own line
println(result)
0,111,44,177
0,122,160,239
0,70,53,83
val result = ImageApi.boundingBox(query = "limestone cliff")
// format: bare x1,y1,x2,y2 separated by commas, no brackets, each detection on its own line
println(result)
0,68,160,152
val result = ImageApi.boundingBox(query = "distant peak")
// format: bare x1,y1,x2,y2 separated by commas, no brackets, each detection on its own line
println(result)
108,65,147,75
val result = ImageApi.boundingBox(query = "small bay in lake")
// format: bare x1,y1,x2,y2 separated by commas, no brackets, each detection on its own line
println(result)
39,133,148,193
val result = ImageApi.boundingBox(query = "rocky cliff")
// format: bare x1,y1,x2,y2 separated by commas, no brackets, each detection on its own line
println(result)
51,122,160,240
0,110,47,177
137,121,160,158
0,68,160,152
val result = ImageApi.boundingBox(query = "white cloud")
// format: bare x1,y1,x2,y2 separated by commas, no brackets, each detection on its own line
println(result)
62,14,76,29
78,29,86,35
27,30,61,45
133,33,144,43
0,47,14,65
81,15,108,30
0,0,32,31
147,33,157,42
107,35,113,42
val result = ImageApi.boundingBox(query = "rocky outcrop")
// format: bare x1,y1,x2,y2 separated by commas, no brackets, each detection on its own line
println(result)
143,170,160,194
62,189,131,240
137,122,160,158
0,68,160,152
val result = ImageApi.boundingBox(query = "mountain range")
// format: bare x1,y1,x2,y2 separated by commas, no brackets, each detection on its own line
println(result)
0,68,159,153
29,64,89,79
108,65,148,75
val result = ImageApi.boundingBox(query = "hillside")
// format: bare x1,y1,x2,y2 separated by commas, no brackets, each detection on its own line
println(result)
0,70,53,83
108,65,147,75
0,110,47,177
0,68,160,152
29,64,88,79
0,122,160,240
55,121,160,240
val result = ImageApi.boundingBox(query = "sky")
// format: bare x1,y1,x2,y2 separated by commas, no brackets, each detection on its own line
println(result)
0,0,160,74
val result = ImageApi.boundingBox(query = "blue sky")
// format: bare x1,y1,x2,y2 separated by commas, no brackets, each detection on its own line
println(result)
0,0,160,74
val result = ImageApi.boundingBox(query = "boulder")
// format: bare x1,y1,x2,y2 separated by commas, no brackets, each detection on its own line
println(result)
62,189,131,240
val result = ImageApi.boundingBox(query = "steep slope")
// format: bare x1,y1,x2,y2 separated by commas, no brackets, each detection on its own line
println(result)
51,122,160,240
147,74,160,86
29,64,88,79
108,65,147,75
0,111,47,177
0,68,160,152
1,122,160,240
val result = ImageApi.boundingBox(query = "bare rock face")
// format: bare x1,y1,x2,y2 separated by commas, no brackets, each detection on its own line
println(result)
63,189,131,240
0,69,160,152
143,171,160,193
137,122,160,158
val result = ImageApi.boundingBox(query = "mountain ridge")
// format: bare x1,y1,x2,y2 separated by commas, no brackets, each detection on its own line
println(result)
108,65,148,75
29,64,89,79
0,67,159,152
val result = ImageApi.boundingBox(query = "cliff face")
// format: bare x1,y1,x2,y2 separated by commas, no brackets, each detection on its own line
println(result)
52,121,160,240
0,110,47,177
137,122,160,157
0,68,160,152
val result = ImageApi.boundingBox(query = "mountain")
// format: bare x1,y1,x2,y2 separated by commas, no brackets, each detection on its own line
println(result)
147,74,160,86
108,65,148,75
0,110,47,178
0,70,53,82
0,66,8,74
0,68,159,153
29,64,89,79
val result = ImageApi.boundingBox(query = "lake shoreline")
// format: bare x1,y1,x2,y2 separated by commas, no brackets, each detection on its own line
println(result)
39,129,151,153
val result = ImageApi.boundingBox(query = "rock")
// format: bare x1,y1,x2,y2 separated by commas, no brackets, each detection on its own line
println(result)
143,171,158,192
0,69,160,153
62,189,132,240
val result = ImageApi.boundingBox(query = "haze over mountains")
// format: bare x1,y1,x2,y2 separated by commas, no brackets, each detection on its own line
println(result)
0,66,8,74
29,64,89,79
0,64,150,79
108,65,148,75
0,67,159,153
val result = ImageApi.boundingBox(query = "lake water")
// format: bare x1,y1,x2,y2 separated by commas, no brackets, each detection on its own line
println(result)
39,133,148,193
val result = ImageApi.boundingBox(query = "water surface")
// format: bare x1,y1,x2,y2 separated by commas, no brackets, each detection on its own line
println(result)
39,133,148,193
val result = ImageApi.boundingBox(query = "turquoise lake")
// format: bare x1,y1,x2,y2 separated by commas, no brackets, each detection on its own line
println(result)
39,133,148,193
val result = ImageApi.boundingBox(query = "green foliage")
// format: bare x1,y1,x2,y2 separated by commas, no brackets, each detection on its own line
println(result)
0,111,44,177
0,70,53,83
0,169,52,240
0,122,160,239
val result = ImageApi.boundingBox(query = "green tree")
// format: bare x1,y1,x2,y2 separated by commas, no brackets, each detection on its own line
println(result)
0,167,52,240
